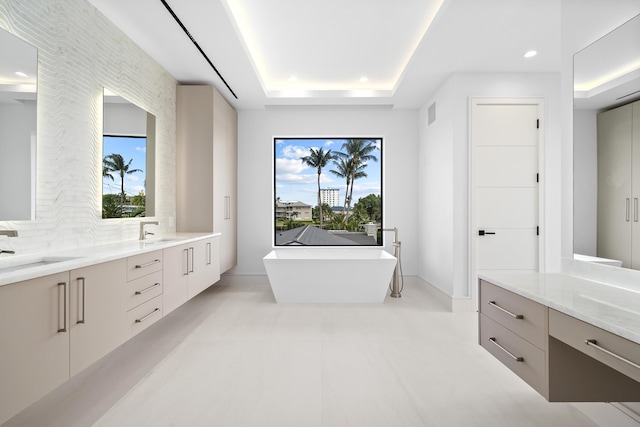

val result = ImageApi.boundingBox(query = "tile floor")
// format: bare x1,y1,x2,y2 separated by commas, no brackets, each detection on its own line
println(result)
4,278,597,427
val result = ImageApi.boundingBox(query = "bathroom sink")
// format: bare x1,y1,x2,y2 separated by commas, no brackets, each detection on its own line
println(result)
0,257,80,274
143,237,179,245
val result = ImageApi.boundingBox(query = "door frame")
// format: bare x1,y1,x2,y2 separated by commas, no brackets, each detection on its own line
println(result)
468,97,546,300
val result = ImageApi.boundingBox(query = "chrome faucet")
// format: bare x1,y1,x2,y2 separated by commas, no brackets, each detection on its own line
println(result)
139,221,159,240
0,230,17,255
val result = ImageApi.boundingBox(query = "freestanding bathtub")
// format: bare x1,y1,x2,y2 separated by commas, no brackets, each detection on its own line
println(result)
263,249,397,303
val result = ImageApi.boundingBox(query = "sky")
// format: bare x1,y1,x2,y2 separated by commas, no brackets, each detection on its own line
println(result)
274,137,382,207
102,136,146,196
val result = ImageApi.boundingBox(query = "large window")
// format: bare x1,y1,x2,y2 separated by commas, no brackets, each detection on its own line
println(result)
274,137,383,246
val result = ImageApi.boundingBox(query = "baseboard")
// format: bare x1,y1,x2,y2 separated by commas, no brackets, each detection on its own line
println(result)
572,402,640,427
412,276,477,312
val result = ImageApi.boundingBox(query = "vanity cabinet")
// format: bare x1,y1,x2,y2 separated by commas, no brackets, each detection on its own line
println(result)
176,85,237,273
479,279,640,402
69,259,128,377
597,99,640,268
163,236,220,315
0,272,70,425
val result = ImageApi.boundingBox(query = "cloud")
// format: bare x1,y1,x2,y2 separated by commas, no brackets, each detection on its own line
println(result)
276,158,306,174
135,146,146,153
282,145,311,159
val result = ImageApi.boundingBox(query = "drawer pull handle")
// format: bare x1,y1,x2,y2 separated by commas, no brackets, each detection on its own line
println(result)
135,283,161,295
488,301,523,319
585,339,640,371
135,308,160,323
135,259,161,269
489,337,524,362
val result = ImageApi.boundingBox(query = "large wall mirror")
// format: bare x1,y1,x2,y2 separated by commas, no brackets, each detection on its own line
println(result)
273,137,383,246
102,89,156,218
573,13,640,268
0,28,37,220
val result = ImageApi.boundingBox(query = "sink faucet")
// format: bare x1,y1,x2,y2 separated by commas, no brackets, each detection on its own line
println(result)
0,230,17,254
139,221,159,240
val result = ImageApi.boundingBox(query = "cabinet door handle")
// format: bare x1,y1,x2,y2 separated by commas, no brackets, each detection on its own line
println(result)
225,196,231,220
206,242,211,265
182,248,189,276
77,277,86,324
135,259,161,269
58,282,67,333
635,198,638,222
189,247,194,273
488,337,524,362
627,198,631,222
488,301,523,319
135,283,161,295
135,308,160,323
585,339,640,371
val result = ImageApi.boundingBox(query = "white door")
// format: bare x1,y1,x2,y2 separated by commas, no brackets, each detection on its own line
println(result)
472,100,542,280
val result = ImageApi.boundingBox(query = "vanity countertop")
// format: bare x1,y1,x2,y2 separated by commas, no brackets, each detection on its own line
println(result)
0,232,220,287
478,272,640,345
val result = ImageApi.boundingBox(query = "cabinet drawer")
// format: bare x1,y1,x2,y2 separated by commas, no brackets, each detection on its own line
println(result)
126,270,162,311
549,309,640,383
480,314,548,397
126,295,163,339
127,250,163,281
479,280,547,350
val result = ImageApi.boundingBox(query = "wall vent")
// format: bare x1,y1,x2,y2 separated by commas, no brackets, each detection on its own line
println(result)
428,102,436,125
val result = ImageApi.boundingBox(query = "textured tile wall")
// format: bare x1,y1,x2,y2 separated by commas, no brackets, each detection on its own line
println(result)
0,0,177,254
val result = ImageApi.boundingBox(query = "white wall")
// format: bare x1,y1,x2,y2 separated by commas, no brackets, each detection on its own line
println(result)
418,72,562,302
233,106,419,276
572,109,597,256
0,0,176,254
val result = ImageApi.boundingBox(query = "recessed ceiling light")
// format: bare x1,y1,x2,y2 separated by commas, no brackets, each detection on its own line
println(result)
288,75,298,82
524,50,537,58
360,76,368,83
15,71,28,77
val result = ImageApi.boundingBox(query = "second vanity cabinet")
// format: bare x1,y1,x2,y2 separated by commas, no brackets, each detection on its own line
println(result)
479,278,640,402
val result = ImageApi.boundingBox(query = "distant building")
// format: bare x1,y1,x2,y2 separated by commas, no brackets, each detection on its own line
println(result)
275,200,312,221
320,188,340,207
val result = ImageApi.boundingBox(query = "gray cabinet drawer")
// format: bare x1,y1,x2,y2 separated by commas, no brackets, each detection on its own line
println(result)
479,280,547,350
126,270,162,311
127,250,163,281
126,295,163,339
549,309,640,383
480,313,548,397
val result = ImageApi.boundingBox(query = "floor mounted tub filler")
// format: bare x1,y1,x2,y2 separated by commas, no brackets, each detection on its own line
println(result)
263,249,397,303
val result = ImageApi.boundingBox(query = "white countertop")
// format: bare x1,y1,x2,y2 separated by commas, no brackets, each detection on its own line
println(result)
479,272,640,345
0,233,220,287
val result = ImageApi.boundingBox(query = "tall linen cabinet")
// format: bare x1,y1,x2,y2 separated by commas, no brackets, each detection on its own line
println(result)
176,85,237,273
597,99,640,268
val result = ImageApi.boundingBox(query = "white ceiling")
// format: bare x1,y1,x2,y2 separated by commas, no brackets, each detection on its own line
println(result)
88,0,563,110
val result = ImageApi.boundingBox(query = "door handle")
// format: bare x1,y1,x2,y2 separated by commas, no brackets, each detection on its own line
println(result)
478,230,496,236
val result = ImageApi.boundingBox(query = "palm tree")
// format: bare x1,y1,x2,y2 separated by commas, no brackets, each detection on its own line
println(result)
300,147,335,229
103,153,142,211
329,157,353,222
334,139,378,222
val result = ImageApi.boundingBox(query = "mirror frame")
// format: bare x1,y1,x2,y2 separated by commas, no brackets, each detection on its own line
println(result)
102,88,156,219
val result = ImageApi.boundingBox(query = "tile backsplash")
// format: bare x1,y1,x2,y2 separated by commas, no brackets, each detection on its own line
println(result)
0,0,176,255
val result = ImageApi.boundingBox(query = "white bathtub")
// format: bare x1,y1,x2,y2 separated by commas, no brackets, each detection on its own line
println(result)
263,249,397,303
